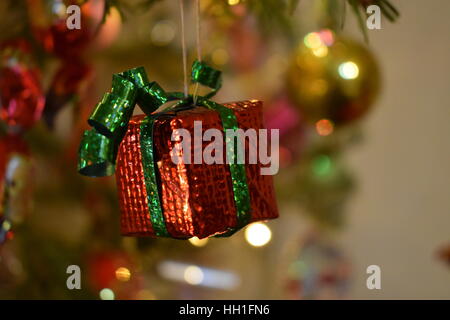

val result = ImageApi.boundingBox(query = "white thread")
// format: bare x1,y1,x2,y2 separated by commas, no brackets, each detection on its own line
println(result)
179,0,188,97
195,0,201,61
193,0,201,104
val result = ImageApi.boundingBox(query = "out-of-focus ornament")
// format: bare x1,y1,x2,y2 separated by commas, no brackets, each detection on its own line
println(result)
27,0,105,58
0,134,32,245
265,94,301,138
265,94,305,167
49,58,91,98
27,0,103,127
296,148,354,227
86,250,143,299
86,251,133,290
0,40,45,130
94,6,122,50
227,16,265,72
287,29,380,127
43,58,92,126
437,244,450,268
283,233,351,299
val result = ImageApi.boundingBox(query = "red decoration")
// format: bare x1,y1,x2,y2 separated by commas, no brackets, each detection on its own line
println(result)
265,94,301,138
265,94,306,167
52,59,92,96
43,58,92,126
86,251,133,291
437,244,450,267
0,134,30,176
228,16,265,73
86,250,144,299
116,100,279,238
27,1,100,126
27,0,105,58
0,41,45,129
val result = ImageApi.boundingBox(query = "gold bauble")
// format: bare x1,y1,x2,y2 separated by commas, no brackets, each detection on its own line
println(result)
287,29,380,127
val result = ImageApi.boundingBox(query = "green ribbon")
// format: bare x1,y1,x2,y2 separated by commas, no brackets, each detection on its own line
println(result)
78,61,251,237
140,117,169,237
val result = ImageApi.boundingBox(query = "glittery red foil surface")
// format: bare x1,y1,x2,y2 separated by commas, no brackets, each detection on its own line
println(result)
115,100,278,238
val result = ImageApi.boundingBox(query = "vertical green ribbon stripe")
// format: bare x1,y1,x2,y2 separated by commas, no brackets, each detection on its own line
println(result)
200,98,252,230
140,117,169,237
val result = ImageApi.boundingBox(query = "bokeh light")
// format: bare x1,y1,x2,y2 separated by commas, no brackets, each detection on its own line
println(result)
151,20,175,46
115,267,131,282
338,61,359,80
189,236,209,247
228,0,240,5
311,45,328,58
51,1,66,18
304,30,333,58
99,288,115,300
312,155,332,177
2,220,11,232
136,289,156,300
184,266,204,285
211,48,229,66
304,32,323,49
245,223,272,247
318,29,335,46
315,119,334,136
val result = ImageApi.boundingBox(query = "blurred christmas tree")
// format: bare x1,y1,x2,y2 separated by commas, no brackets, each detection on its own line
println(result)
0,0,397,299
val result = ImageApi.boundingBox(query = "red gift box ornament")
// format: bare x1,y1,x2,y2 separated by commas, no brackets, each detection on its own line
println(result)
78,61,278,238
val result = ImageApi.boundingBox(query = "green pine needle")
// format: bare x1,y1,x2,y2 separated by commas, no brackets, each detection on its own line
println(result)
348,0,369,42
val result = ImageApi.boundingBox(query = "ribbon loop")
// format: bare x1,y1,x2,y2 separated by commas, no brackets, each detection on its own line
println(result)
119,66,149,88
139,81,169,113
191,60,222,94
78,129,115,177
119,66,169,115
111,74,138,103
88,92,134,139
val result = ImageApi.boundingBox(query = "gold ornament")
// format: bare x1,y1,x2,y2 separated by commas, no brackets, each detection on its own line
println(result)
287,29,380,127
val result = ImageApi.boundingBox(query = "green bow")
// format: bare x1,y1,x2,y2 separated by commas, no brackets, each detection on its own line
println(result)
78,61,251,237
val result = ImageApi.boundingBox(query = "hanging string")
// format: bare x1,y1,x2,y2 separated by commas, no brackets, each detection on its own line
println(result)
179,0,188,97
195,0,202,61
193,0,201,104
